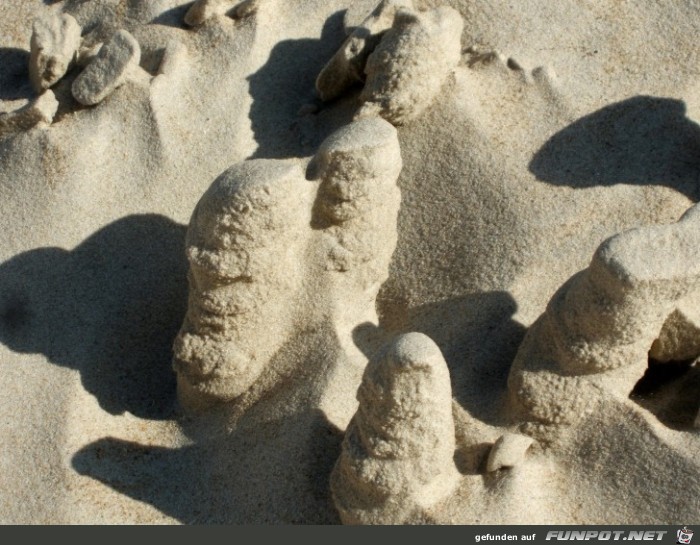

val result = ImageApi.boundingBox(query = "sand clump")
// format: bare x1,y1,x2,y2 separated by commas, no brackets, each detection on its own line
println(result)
356,5,463,125
29,12,81,92
72,29,142,106
316,2,463,126
0,90,58,136
173,116,402,415
485,433,534,473
330,332,459,524
315,0,413,102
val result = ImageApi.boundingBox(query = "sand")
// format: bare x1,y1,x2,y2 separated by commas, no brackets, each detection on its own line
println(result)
0,0,698,524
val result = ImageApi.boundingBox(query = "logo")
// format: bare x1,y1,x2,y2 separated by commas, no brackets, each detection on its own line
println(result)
678,527,694,545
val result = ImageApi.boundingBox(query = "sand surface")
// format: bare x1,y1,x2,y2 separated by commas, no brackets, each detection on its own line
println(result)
0,0,698,524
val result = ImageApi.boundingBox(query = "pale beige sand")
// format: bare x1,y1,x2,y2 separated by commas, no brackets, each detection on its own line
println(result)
0,0,698,524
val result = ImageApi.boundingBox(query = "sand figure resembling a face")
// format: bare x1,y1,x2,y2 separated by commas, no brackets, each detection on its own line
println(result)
29,12,82,93
173,117,403,416
509,202,700,428
173,159,313,408
313,116,402,281
330,332,458,524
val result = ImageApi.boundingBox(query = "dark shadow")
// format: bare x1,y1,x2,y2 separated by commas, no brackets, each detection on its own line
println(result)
72,409,343,523
0,48,34,101
453,441,491,476
630,358,700,431
0,214,188,419
376,291,527,426
72,316,347,523
530,96,700,201
149,2,193,28
351,321,393,364
246,10,351,159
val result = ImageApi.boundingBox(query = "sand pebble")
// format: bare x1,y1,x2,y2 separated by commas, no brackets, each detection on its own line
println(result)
0,90,58,136
72,30,141,106
486,433,534,472
29,13,81,92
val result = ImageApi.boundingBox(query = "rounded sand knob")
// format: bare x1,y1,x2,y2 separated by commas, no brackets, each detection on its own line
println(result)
313,117,402,225
315,116,401,180
388,331,446,370
72,30,141,106
331,332,458,524
29,13,82,92
486,433,534,472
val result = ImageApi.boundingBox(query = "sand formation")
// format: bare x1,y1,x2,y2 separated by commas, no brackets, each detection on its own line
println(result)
173,116,403,413
331,332,459,524
509,202,700,429
317,1,463,125
0,0,699,525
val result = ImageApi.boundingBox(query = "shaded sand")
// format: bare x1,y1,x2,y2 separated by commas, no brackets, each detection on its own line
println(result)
0,0,698,523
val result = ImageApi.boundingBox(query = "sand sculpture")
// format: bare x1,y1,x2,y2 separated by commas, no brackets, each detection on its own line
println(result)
330,332,459,524
509,202,700,429
317,3,463,125
173,116,402,412
29,13,81,92
0,0,699,526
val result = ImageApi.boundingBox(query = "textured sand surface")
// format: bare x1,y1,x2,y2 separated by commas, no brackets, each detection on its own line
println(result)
0,0,698,524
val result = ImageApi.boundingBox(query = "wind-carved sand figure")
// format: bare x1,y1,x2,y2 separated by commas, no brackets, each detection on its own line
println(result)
316,2,463,126
330,332,460,524
315,0,413,102
172,159,313,408
509,202,700,430
311,118,403,422
173,117,402,416
29,12,81,93
72,29,142,106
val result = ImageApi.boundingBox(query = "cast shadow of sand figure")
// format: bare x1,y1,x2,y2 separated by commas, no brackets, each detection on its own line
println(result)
73,116,404,523
530,96,700,201
0,48,34,101
149,2,194,28
246,10,353,159
373,291,527,426
0,214,187,419
71,411,343,523
72,328,345,523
